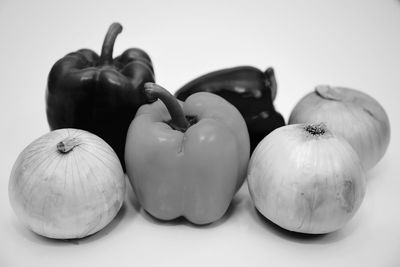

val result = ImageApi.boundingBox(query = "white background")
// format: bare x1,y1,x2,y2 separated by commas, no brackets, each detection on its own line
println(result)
1,0,399,266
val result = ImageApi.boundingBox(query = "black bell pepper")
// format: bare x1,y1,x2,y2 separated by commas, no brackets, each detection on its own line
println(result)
175,66,285,152
46,22,155,167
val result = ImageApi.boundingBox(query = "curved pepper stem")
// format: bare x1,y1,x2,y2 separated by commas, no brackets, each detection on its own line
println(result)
100,22,123,65
264,67,277,101
144,82,190,132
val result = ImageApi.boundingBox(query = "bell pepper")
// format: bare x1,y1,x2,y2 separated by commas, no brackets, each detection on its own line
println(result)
175,66,285,152
125,83,250,224
46,22,155,167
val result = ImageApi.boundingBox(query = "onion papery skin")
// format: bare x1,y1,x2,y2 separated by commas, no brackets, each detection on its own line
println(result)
9,129,126,239
289,85,390,170
247,124,366,234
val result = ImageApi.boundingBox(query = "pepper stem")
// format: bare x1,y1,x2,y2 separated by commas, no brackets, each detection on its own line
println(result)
264,67,277,101
144,82,190,132
57,138,80,154
100,22,123,65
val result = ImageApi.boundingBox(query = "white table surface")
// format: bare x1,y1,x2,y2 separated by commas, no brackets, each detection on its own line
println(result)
1,1,399,266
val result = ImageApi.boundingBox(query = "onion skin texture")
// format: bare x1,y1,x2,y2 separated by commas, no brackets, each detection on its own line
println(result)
8,129,126,239
289,85,390,170
247,124,366,234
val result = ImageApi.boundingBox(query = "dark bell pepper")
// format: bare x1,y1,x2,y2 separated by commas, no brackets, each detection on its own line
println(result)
46,23,155,167
175,66,285,152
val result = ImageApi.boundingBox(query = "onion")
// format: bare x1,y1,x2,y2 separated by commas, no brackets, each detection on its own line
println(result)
9,129,126,239
247,123,366,234
289,85,390,170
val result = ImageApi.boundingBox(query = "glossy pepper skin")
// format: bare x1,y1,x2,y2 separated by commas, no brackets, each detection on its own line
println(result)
125,83,250,224
46,23,155,166
175,66,285,152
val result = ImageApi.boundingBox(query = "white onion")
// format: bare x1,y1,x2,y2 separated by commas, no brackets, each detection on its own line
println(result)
9,129,126,239
247,123,366,234
289,85,390,170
